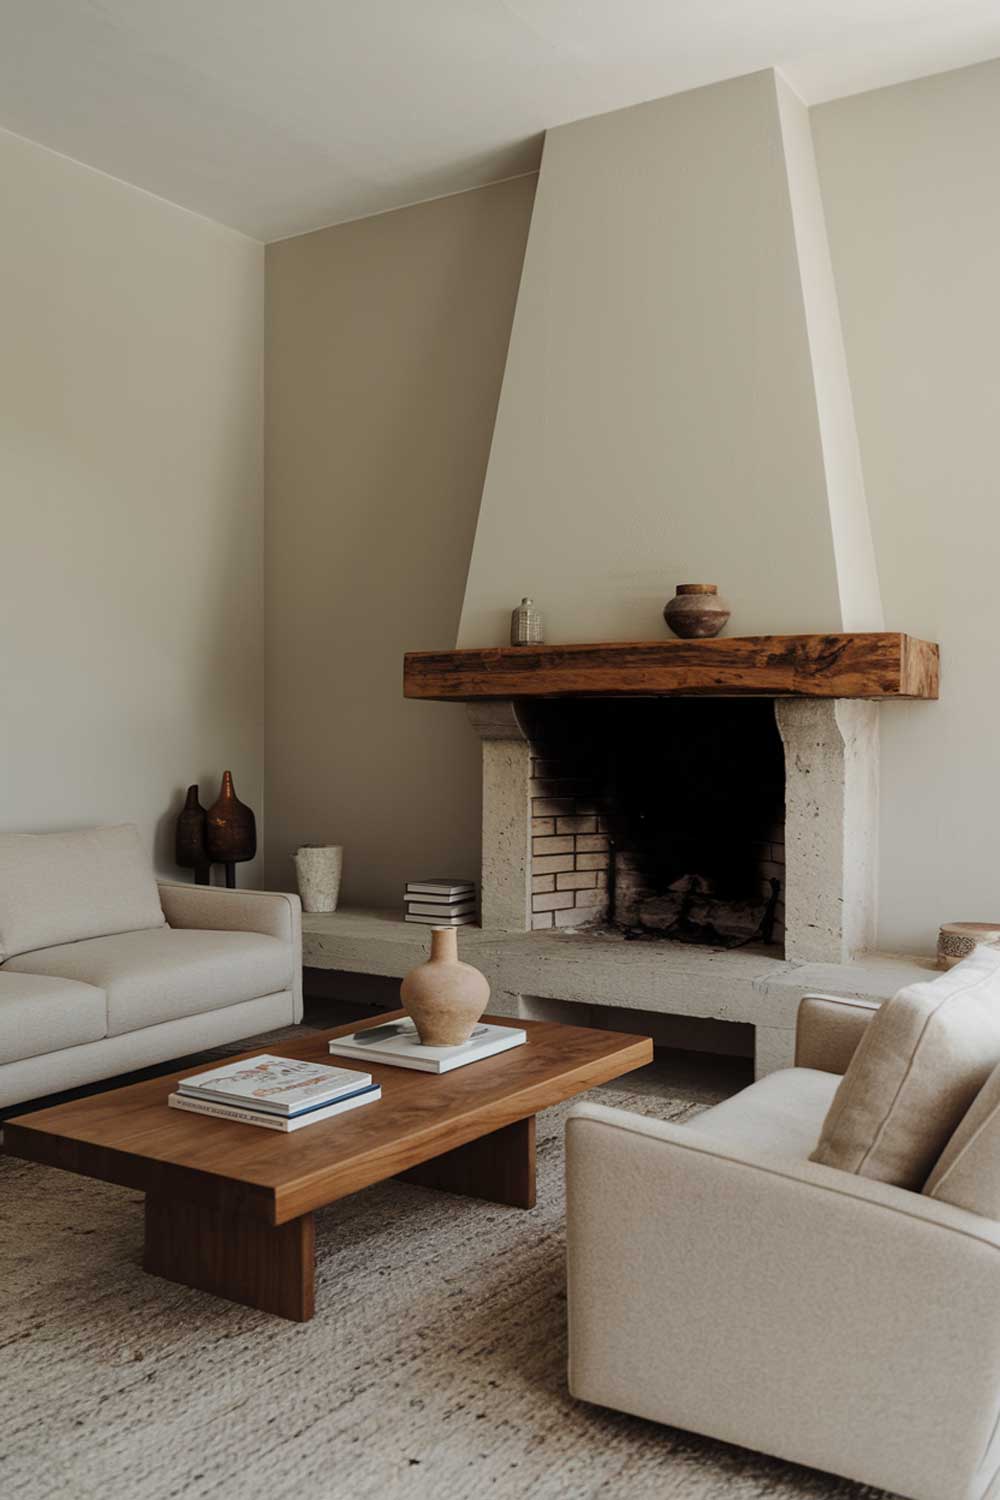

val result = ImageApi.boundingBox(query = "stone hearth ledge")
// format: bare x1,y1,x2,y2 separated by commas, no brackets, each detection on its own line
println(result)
301,909,937,1078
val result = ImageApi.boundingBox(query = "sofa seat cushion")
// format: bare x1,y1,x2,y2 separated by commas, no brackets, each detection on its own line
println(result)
0,971,107,1065
7,928,291,1036
810,944,1000,1189
0,824,165,961
691,1067,840,1159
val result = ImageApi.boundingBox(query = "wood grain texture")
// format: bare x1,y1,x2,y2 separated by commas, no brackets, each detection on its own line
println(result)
144,1196,315,1321
398,1116,536,1208
403,634,940,701
4,1013,652,1226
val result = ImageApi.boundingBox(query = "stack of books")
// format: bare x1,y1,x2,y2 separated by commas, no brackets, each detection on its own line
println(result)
404,878,477,926
330,1018,527,1073
168,1054,380,1132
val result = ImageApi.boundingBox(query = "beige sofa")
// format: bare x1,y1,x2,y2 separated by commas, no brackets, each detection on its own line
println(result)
0,825,301,1109
566,994,1000,1500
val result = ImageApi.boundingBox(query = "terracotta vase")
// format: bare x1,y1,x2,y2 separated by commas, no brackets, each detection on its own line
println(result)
400,928,490,1046
175,784,210,884
205,770,257,872
663,584,731,639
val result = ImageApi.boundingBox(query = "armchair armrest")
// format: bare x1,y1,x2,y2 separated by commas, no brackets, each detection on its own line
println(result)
158,883,303,1022
794,992,879,1074
566,1101,1000,1500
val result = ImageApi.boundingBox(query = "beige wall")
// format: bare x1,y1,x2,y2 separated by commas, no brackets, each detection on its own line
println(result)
0,128,265,880
264,176,536,906
813,58,1000,954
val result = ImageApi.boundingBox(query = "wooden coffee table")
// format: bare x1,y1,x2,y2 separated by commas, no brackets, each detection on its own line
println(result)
4,1011,651,1321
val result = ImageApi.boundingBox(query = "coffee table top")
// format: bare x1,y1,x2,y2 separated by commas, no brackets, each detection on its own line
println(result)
5,1011,651,1224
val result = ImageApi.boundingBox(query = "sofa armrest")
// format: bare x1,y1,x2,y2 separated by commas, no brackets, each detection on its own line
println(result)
794,992,879,1074
158,883,303,1022
566,1101,1000,1500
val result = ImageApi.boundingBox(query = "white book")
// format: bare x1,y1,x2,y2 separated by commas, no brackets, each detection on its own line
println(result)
178,1053,372,1115
404,879,475,897
328,1019,526,1073
168,1085,381,1132
404,912,477,926
406,900,477,917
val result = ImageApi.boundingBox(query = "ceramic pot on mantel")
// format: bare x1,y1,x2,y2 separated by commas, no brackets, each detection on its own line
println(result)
510,597,544,646
663,584,731,639
400,928,491,1046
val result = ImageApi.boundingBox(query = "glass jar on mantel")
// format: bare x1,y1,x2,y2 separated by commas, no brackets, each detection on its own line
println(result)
510,597,544,646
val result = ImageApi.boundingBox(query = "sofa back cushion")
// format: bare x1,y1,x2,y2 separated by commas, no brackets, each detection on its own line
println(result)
0,824,164,960
810,945,1000,1189
924,1060,1000,1218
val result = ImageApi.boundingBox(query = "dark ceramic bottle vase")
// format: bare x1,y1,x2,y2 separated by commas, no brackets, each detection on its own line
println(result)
175,784,210,885
205,771,257,887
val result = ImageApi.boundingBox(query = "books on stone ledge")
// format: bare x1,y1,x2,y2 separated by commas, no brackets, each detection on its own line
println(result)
167,1054,380,1132
404,878,477,926
329,1018,527,1073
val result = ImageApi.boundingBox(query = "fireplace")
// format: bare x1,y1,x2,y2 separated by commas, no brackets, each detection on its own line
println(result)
496,695,876,963
456,669,901,966
407,634,938,963
395,49,942,1066
519,699,786,949
400,635,937,1073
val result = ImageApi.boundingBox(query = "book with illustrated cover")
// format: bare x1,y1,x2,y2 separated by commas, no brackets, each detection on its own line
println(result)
328,1019,526,1073
168,1083,381,1132
177,1054,372,1116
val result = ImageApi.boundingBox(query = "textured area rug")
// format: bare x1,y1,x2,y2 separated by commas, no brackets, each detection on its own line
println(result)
0,1055,893,1500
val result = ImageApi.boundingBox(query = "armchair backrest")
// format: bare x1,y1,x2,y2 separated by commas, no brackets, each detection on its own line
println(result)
794,993,878,1075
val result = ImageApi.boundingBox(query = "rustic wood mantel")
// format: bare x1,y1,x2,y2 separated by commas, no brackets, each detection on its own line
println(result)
404,634,939,702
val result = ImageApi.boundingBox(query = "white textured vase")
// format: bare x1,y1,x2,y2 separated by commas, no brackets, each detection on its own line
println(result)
293,845,343,913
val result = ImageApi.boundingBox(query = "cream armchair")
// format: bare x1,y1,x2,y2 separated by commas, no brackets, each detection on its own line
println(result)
566,995,1000,1500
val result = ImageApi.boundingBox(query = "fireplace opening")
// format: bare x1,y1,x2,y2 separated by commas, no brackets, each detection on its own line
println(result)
523,699,786,953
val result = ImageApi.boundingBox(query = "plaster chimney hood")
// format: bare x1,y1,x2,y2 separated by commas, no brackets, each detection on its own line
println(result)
455,68,887,648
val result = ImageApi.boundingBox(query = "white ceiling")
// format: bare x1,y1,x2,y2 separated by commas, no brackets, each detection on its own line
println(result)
2,0,1000,242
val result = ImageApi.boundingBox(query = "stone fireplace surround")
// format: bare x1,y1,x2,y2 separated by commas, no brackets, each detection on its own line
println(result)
472,696,878,967
448,693,888,1075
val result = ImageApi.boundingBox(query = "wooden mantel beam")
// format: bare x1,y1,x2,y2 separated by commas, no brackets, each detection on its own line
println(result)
403,634,939,702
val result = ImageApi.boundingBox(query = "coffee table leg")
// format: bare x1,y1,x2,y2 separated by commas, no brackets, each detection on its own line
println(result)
398,1116,536,1208
144,1196,315,1321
